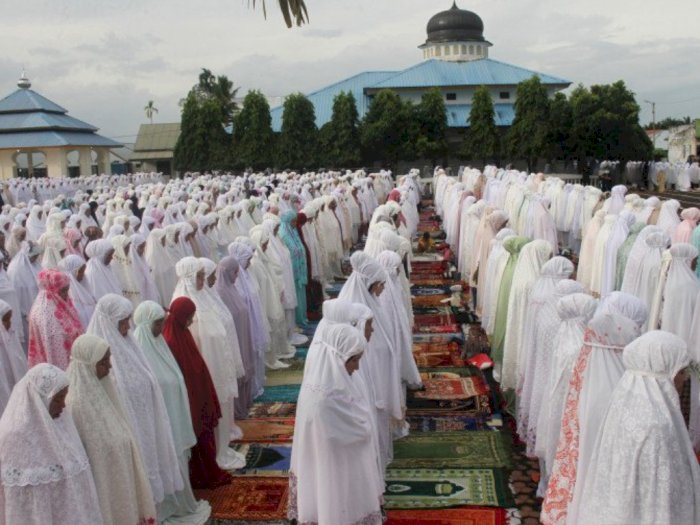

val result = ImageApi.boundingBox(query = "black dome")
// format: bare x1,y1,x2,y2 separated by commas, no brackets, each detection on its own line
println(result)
426,2,485,43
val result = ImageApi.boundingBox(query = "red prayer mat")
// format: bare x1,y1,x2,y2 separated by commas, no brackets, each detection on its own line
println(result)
195,477,288,521
415,376,489,401
386,507,507,525
235,418,295,443
414,313,457,326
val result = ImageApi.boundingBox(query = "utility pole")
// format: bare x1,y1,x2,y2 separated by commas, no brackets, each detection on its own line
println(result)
644,100,657,148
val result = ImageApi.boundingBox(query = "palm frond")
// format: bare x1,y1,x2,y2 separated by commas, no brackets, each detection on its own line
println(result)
248,0,308,28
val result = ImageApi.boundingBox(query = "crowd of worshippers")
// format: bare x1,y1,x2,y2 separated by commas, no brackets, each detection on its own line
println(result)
436,166,700,525
0,168,420,525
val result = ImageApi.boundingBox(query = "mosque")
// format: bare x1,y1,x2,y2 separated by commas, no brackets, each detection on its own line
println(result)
0,72,121,179
270,2,571,132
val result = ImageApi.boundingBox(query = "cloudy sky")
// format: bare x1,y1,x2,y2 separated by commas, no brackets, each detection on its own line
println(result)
2,0,699,141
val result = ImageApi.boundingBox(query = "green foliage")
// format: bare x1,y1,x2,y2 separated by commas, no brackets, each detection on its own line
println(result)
318,91,361,167
547,92,572,161
174,90,230,173
415,89,449,163
462,85,499,163
232,90,275,170
249,0,309,28
360,89,415,167
276,93,318,169
507,76,551,171
645,116,692,129
196,68,239,126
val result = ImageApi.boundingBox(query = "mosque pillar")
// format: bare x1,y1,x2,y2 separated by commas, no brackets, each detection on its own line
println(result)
78,147,93,177
96,148,112,175
45,148,69,178
0,150,14,180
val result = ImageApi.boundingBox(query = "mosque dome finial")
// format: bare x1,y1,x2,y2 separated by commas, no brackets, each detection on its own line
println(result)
17,70,31,89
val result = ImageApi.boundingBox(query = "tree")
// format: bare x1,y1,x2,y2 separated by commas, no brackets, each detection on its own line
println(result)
196,68,239,126
568,84,597,171
249,0,308,27
462,85,499,164
507,76,551,171
144,100,158,124
276,93,318,169
415,88,449,165
232,90,275,170
645,116,691,129
174,90,230,173
360,89,414,168
547,92,572,163
318,91,361,167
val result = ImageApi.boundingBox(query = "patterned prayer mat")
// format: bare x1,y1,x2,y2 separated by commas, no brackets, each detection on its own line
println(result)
414,324,461,334
415,377,489,401
413,286,452,296
413,333,464,344
254,385,301,403
419,368,481,378
412,278,454,287
414,313,457,326
231,444,292,477
195,477,288,521
234,418,295,443
264,368,304,387
407,393,492,416
390,432,511,469
247,403,297,418
386,507,507,525
384,468,514,509
406,415,488,433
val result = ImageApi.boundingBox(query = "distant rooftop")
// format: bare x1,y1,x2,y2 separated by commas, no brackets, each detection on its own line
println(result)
131,123,181,160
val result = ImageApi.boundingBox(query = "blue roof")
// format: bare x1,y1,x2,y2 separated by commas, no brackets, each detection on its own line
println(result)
0,131,121,149
370,58,570,89
269,58,570,131
0,87,121,149
0,89,67,114
270,70,397,132
0,112,98,133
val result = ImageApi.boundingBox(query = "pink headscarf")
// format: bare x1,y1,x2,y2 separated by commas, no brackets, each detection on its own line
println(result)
672,207,700,244
27,269,84,370
63,228,83,256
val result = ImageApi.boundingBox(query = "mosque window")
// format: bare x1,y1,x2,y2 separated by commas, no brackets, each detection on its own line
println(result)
469,45,474,55
445,93,457,101
461,45,467,54
445,45,451,55
435,47,442,56
453,45,459,54
499,91,510,100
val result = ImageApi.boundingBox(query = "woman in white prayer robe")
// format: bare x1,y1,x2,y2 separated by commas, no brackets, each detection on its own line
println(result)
171,257,245,470
145,228,177,305
288,323,383,525
133,301,212,525
599,210,636,297
458,200,486,280
577,331,700,525
57,254,96,329
0,364,103,525
535,292,597,495
67,334,157,525
338,251,401,468
576,209,605,291
589,214,617,295
84,239,122,300
473,210,509,314
620,225,663,295
501,239,553,392
6,241,39,342
481,228,515,335
516,257,574,450
542,292,647,525
648,243,699,338
247,227,295,368
657,199,681,238
129,233,161,305
630,231,671,311
86,294,184,508
110,235,142,307
0,299,26,415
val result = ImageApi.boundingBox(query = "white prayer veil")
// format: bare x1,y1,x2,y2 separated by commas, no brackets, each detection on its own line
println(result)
578,331,700,525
